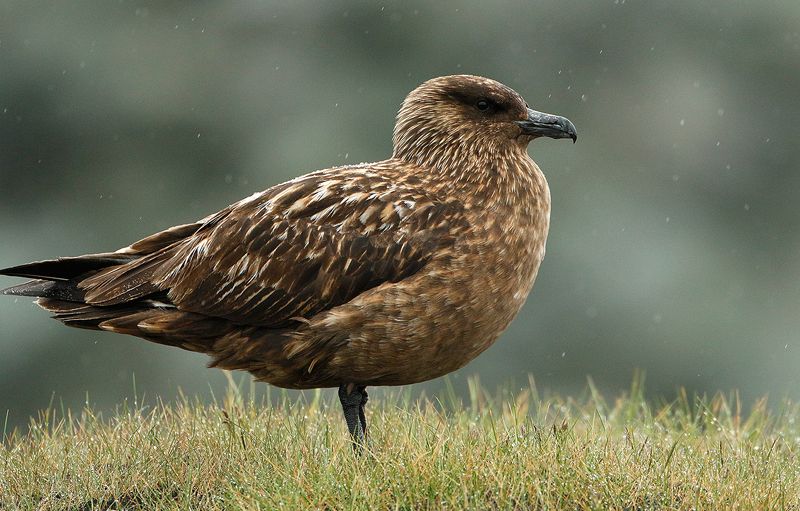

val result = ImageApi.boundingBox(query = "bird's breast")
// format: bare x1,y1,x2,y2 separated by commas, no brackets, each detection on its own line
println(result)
281,173,551,388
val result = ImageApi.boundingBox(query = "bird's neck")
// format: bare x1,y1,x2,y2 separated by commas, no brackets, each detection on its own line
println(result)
395,145,550,222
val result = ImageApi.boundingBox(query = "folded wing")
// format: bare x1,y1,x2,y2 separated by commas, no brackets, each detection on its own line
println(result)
9,169,470,330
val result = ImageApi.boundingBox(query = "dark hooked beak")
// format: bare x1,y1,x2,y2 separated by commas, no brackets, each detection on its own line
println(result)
514,108,577,143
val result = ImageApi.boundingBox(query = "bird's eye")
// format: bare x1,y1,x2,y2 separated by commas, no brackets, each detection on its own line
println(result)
475,99,490,111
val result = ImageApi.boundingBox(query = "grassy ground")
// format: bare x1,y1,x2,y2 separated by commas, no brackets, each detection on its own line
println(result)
1,373,798,510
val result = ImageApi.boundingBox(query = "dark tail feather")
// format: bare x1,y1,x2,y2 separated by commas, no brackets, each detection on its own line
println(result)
3,279,86,302
0,253,139,281
1,252,149,304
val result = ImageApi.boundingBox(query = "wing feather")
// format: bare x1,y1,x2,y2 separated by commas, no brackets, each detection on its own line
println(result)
79,169,471,328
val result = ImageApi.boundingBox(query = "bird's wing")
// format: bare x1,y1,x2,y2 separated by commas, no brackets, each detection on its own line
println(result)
79,168,471,327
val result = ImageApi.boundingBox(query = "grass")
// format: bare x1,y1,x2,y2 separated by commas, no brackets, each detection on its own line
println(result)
1,372,799,510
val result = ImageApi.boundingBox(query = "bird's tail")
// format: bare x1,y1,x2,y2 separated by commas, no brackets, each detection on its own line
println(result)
2,253,138,301
1,253,178,335
1,254,294,376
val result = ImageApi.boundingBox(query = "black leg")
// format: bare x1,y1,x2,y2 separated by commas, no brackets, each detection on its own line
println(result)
357,387,368,437
338,384,369,451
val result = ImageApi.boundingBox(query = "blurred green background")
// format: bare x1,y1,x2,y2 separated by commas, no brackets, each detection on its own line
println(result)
1,0,799,431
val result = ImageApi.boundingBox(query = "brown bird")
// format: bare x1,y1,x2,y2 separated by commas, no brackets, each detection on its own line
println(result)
1,75,576,447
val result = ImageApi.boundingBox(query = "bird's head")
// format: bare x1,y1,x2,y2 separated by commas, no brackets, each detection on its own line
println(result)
392,75,577,171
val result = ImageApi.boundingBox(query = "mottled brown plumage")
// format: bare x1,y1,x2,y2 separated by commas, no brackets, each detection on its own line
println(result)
1,75,576,445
